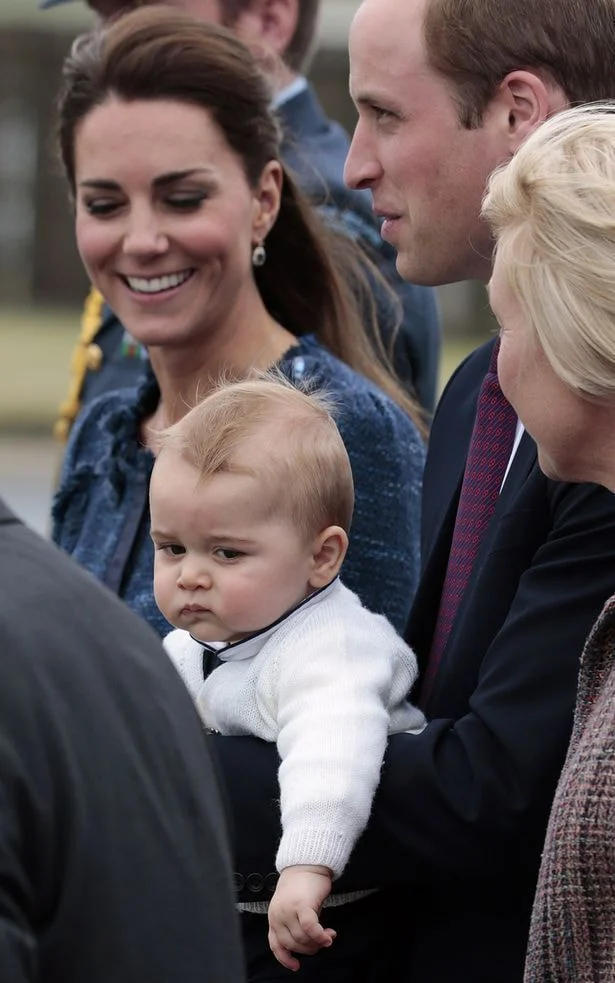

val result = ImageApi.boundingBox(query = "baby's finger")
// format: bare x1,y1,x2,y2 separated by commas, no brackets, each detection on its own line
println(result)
270,938,300,973
297,908,336,946
270,919,321,954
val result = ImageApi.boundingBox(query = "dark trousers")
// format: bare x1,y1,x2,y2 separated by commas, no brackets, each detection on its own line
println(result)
241,892,392,982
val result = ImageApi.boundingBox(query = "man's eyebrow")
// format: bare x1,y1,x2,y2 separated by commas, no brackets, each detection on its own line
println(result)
352,90,404,114
351,89,381,107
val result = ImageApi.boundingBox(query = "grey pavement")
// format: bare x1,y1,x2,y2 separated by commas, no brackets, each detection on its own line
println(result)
0,435,61,537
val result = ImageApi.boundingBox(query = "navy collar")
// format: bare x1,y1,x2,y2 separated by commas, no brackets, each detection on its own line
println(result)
191,577,339,663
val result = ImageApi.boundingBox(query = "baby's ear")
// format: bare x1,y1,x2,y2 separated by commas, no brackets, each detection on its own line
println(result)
309,526,348,589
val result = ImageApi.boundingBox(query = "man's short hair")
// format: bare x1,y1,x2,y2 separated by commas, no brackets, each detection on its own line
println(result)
222,0,320,72
154,373,355,538
424,0,615,128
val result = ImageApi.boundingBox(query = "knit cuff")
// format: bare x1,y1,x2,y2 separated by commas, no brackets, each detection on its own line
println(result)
275,827,356,880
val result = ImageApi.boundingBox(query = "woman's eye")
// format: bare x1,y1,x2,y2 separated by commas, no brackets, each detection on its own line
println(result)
167,192,208,211
84,199,121,217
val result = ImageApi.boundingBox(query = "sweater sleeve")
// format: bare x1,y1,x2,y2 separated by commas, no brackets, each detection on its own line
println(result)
274,601,402,878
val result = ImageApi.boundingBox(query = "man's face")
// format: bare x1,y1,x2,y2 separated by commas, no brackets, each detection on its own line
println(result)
88,0,225,24
345,0,513,286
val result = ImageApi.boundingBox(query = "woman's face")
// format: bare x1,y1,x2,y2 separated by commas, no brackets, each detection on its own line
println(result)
74,97,281,351
490,250,615,487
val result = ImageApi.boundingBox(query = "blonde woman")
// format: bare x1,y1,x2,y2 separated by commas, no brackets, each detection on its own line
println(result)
483,102,615,983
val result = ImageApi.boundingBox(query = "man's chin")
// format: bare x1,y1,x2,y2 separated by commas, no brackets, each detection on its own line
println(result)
395,250,436,287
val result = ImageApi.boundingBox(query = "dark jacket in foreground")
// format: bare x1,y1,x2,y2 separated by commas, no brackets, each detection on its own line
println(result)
0,499,244,983
207,338,615,982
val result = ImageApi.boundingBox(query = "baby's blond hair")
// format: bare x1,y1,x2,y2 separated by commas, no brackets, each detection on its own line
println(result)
154,373,355,539
483,102,615,399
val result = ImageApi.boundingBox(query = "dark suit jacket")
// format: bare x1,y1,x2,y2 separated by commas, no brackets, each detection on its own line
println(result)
210,338,615,982
76,84,440,418
0,500,244,983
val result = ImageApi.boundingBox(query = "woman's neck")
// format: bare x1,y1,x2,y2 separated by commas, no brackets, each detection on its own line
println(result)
144,302,297,435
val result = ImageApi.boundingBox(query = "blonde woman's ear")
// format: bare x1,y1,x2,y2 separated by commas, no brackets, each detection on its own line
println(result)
309,526,349,589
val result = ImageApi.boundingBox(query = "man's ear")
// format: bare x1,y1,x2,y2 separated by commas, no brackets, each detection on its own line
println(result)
495,70,569,153
233,0,299,59
308,526,348,589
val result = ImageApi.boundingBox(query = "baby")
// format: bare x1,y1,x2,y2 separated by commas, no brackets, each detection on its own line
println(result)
149,375,425,974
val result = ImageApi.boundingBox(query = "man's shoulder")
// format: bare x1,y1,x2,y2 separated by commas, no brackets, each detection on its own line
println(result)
0,505,203,765
430,337,495,433
0,505,158,659
442,336,495,396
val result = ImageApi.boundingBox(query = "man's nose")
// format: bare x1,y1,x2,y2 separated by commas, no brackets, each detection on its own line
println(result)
344,121,381,191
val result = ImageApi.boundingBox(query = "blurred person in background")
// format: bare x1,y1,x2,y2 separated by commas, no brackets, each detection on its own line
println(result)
42,0,441,438
483,102,615,983
0,495,244,982
51,7,426,638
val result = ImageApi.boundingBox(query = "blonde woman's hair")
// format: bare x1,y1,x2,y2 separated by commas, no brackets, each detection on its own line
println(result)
154,374,355,539
482,102,615,399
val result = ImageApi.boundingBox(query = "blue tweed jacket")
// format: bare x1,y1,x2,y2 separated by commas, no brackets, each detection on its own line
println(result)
53,335,425,637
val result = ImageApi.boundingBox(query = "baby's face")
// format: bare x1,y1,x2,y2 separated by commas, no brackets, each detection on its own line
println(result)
150,450,316,642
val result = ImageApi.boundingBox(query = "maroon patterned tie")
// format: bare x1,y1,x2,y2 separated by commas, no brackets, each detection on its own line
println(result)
419,341,517,707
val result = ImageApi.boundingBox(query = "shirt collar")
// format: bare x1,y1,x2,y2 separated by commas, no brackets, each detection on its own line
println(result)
272,75,308,110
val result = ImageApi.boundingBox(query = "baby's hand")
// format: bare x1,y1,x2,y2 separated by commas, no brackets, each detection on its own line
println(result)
268,865,336,972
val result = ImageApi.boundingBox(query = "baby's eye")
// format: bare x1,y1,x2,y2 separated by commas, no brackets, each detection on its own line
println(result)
214,548,243,560
162,544,185,556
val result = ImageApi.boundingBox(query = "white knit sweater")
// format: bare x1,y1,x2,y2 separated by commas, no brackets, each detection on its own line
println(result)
164,579,425,878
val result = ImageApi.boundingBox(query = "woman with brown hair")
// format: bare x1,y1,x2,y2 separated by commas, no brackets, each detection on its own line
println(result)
51,5,425,637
